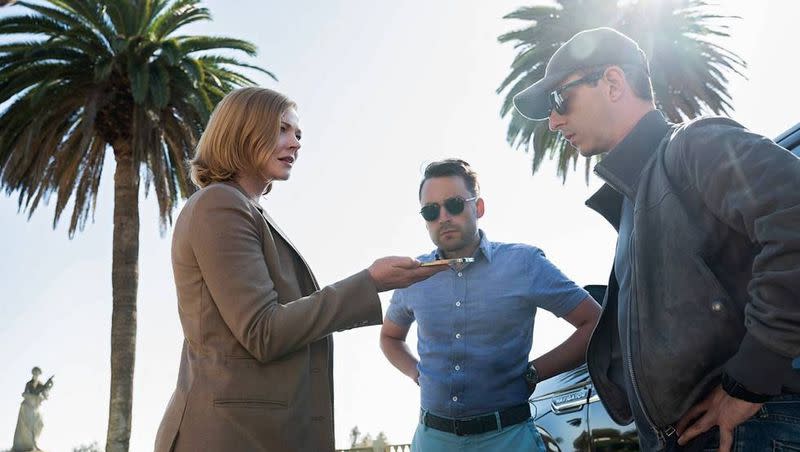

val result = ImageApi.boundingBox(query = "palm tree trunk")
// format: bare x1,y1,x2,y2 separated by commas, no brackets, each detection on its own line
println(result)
106,143,139,452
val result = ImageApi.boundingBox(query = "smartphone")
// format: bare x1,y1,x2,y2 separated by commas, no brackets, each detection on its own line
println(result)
420,257,475,267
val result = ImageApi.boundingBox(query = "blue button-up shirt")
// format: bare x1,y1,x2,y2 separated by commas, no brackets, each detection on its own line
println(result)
386,231,588,418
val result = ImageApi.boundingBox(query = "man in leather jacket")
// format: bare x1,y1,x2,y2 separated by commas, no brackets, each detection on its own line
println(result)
513,27,800,451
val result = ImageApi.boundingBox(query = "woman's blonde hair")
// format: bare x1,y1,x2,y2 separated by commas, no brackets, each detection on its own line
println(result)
190,87,296,188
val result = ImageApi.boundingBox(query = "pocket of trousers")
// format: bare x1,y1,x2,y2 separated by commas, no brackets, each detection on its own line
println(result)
773,440,800,452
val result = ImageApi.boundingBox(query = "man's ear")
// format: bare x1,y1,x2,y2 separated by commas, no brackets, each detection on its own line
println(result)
604,66,628,102
476,197,485,219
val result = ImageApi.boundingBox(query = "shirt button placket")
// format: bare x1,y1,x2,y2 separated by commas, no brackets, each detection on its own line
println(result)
453,268,467,409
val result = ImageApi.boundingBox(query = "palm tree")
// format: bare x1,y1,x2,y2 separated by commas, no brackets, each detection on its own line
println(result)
0,1,273,451
497,0,746,182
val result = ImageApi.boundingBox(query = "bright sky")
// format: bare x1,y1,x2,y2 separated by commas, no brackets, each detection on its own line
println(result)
1,1,798,451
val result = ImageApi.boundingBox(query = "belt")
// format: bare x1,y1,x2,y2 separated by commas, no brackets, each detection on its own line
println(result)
419,403,531,436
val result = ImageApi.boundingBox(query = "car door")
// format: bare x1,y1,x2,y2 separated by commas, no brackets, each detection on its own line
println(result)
586,384,639,451
529,285,640,451
529,365,593,451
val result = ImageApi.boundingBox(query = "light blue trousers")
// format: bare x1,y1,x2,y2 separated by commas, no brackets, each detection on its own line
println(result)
411,417,546,452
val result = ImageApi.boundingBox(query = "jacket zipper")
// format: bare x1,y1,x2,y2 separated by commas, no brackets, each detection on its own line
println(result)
628,224,676,448
592,131,679,448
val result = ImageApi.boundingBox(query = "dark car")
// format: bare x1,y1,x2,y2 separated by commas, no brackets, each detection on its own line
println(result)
528,285,639,452
776,122,800,157
529,123,800,451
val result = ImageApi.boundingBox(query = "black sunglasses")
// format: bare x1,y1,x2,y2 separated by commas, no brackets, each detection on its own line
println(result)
420,196,477,222
548,70,604,116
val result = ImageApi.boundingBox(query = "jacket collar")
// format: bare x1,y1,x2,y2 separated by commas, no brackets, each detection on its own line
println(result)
222,180,295,250
594,110,671,199
586,110,671,229
223,180,260,207
222,180,320,287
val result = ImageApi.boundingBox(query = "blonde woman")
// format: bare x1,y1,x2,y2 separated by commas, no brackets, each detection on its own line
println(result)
155,87,443,452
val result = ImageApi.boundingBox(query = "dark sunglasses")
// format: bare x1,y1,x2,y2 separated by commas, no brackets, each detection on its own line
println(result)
420,196,477,222
548,70,604,116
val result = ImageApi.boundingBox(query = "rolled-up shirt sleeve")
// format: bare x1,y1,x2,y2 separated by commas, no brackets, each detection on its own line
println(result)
527,247,589,318
385,289,415,327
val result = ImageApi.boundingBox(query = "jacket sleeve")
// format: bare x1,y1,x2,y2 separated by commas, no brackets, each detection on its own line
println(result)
675,120,800,395
189,185,382,363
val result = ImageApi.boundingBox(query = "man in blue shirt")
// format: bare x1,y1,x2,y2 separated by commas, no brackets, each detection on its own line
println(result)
381,159,601,451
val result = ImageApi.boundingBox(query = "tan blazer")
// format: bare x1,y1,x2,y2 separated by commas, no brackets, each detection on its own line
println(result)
154,182,382,452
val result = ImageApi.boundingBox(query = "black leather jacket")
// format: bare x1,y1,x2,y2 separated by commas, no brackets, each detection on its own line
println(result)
585,111,800,442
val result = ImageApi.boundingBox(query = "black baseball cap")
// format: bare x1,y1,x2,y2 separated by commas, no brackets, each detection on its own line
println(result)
513,27,649,120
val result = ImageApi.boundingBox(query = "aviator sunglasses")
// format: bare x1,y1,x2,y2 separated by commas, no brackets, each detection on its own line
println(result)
548,70,604,116
420,196,477,222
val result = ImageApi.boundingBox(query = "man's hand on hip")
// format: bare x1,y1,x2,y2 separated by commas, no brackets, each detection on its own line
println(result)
676,384,762,452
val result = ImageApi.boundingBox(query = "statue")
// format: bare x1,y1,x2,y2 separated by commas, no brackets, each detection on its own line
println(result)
11,367,54,452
